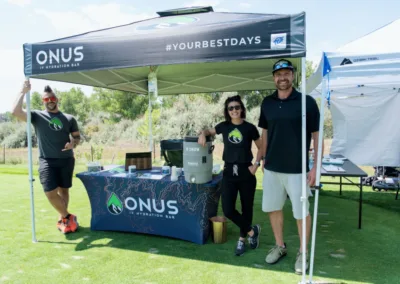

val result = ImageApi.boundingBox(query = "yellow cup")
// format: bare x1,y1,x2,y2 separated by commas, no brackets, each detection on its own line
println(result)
210,216,227,244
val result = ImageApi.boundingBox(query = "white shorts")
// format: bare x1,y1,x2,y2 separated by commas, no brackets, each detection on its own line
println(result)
262,169,311,220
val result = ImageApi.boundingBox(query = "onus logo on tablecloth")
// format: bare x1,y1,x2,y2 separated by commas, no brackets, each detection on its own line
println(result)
107,192,124,215
107,192,179,219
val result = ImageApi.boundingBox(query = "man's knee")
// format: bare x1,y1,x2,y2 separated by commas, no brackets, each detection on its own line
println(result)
45,187,61,198
294,211,311,220
58,187,69,194
268,210,283,216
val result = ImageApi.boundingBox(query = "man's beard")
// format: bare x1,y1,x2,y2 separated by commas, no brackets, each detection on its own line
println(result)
276,80,292,91
46,103,57,111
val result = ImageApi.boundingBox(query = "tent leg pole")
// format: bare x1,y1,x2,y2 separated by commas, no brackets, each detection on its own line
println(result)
309,77,327,283
26,76,37,243
300,57,307,284
148,91,152,152
148,69,158,153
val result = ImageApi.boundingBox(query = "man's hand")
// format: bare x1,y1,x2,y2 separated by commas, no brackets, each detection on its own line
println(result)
248,164,258,175
62,142,74,151
308,167,317,187
198,132,206,147
21,80,31,94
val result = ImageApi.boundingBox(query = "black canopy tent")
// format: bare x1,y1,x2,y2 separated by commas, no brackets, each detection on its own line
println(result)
22,7,318,282
24,7,306,93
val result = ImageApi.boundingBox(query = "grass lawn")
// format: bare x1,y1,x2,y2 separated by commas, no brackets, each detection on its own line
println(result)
1,164,400,284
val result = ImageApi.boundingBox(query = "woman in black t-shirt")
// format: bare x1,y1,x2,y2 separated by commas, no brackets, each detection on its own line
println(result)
198,95,263,256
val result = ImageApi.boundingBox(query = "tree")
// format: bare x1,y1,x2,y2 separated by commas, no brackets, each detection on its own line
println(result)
0,112,18,123
238,90,274,110
137,109,161,143
31,92,44,111
306,60,315,79
159,95,180,109
57,88,91,124
90,88,148,122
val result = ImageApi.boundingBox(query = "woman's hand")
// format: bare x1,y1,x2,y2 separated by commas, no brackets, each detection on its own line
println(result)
248,164,258,175
198,132,206,147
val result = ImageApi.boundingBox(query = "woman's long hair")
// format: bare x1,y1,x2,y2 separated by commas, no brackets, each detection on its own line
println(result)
223,95,246,122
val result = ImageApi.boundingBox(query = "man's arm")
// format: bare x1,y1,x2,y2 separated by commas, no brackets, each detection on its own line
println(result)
63,131,81,151
11,81,31,122
259,129,268,167
71,131,81,148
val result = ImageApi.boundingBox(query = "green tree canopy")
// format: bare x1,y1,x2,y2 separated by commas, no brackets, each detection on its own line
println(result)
90,88,148,122
57,88,90,124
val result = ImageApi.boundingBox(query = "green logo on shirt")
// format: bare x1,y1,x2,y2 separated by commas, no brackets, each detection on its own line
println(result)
49,117,63,131
228,128,243,144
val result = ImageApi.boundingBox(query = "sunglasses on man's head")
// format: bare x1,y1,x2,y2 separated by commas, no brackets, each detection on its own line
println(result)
228,105,241,111
42,97,57,103
274,62,291,70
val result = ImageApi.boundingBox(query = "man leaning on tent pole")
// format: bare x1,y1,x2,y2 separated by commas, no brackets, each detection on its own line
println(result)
255,59,324,276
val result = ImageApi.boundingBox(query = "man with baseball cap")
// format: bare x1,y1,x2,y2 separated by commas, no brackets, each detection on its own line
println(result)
255,59,323,274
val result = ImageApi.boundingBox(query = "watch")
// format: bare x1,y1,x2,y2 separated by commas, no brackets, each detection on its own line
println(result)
255,161,261,166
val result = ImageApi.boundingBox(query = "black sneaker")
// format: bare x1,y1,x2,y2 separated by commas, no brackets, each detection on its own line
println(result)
235,240,246,256
248,224,261,249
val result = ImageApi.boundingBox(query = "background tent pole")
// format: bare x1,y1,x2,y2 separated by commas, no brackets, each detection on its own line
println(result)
25,76,37,243
309,77,326,283
148,68,158,153
300,57,307,283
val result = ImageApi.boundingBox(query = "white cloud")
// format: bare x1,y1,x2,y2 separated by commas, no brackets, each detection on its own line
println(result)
307,40,333,66
239,2,251,8
0,3,156,113
6,0,31,8
34,9,95,37
80,4,151,28
0,48,93,113
34,3,153,38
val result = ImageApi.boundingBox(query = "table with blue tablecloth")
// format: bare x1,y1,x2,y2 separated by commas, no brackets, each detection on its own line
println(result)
76,167,223,244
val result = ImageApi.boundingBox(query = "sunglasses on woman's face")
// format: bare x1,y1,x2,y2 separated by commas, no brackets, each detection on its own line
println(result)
228,105,241,111
42,97,57,103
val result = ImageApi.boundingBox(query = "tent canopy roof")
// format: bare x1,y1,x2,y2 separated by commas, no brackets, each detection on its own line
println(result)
307,17,400,97
23,7,306,94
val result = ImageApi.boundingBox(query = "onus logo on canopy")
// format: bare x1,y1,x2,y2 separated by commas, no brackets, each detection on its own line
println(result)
35,46,84,67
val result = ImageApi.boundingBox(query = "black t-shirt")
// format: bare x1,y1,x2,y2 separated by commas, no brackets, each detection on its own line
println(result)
31,110,79,159
215,120,260,164
258,89,320,173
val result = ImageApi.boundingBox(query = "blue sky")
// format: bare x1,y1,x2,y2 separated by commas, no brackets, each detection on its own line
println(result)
1,0,399,113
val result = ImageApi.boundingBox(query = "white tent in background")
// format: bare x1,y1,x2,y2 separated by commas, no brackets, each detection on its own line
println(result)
307,18,400,167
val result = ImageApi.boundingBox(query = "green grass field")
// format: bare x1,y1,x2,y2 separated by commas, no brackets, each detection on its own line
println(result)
1,164,399,284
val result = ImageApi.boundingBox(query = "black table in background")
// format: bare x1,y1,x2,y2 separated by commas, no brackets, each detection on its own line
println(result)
320,155,368,229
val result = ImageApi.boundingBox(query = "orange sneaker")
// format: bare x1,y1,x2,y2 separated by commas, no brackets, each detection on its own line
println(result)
59,218,72,234
67,214,79,233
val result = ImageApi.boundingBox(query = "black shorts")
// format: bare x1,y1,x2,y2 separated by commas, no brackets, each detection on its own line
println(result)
38,157,75,192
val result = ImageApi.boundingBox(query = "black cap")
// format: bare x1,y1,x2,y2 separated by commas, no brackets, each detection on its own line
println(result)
272,59,294,74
